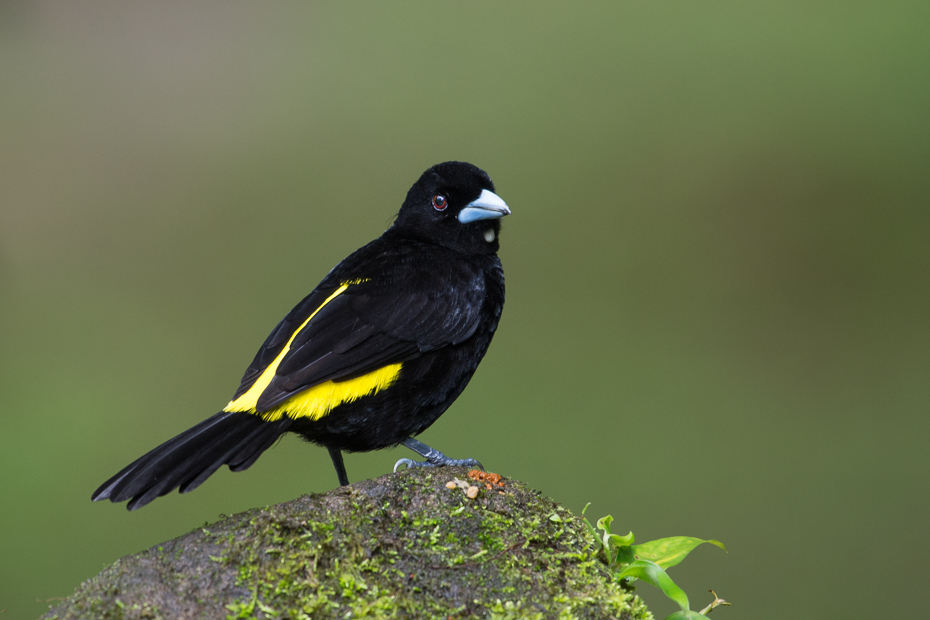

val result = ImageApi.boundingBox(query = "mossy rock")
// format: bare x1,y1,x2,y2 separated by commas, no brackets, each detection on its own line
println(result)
43,467,652,620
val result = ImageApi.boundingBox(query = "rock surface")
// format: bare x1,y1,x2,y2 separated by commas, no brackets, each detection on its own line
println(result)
43,467,652,620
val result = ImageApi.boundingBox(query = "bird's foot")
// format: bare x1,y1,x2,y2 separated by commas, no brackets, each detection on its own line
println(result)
393,437,484,473
393,455,483,472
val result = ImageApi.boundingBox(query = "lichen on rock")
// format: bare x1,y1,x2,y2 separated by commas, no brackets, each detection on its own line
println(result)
43,467,652,620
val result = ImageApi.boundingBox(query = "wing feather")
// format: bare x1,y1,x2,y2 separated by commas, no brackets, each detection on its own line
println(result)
230,242,491,414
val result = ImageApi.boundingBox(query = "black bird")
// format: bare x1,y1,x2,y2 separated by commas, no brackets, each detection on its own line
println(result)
92,161,510,510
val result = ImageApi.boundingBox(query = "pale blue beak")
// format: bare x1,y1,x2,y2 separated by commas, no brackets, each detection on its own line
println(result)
458,189,512,224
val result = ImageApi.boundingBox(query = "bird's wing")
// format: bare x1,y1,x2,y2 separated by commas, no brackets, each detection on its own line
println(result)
231,287,339,400
229,265,488,413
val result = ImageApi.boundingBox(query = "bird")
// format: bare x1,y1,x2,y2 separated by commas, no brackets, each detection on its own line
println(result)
92,161,510,510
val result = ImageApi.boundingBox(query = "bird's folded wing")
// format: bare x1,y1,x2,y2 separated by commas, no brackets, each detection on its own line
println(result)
232,287,340,399
241,274,486,412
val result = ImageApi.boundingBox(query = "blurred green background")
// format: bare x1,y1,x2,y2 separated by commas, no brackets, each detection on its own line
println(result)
1,2,928,619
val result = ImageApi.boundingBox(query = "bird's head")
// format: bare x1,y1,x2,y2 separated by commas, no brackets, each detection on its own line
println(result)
391,161,510,255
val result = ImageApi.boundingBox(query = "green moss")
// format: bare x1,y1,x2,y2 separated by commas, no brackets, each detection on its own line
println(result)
44,468,652,620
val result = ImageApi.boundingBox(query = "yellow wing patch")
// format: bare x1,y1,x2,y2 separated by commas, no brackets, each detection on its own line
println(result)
255,362,402,422
224,280,402,421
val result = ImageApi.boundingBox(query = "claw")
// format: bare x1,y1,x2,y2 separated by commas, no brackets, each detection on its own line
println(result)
393,458,420,472
449,457,483,470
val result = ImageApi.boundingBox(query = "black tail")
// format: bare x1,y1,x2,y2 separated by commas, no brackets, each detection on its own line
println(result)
92,411,292,511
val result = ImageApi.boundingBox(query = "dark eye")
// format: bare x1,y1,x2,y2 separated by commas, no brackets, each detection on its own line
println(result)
432,195,447,211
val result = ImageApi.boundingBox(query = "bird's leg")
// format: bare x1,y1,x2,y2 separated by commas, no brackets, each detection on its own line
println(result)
328,448,349,487
393,437,483,473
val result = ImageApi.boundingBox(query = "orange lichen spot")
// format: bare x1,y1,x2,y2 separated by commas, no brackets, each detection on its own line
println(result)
468,470,505,490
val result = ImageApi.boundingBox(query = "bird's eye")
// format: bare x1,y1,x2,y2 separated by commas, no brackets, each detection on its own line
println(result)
432,195,447,211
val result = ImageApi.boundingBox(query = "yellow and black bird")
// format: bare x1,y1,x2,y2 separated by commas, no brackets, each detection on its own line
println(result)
92,161,510,510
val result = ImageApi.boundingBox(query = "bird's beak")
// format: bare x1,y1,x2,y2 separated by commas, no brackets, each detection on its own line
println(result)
458,189,512,224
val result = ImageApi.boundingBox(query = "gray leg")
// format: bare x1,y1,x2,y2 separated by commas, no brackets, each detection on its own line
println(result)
329,448,349,487
393,437,483,472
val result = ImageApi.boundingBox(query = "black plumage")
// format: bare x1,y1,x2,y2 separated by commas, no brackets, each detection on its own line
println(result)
93,161,510,510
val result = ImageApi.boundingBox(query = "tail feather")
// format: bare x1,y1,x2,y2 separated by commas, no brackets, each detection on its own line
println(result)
125,420,265,509
228,422,289,471
177,421,286,494
106,413,249,503
92,411,291,510
93,411,238,502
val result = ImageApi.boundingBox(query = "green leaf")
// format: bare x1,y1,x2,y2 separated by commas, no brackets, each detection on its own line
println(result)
607,531,634,547
594,515,634,554
665,612,708,619
615,545,635,566
617,560,690,612
631,537,726,570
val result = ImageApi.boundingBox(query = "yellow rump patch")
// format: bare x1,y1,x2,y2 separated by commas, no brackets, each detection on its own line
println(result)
224,280,402,422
